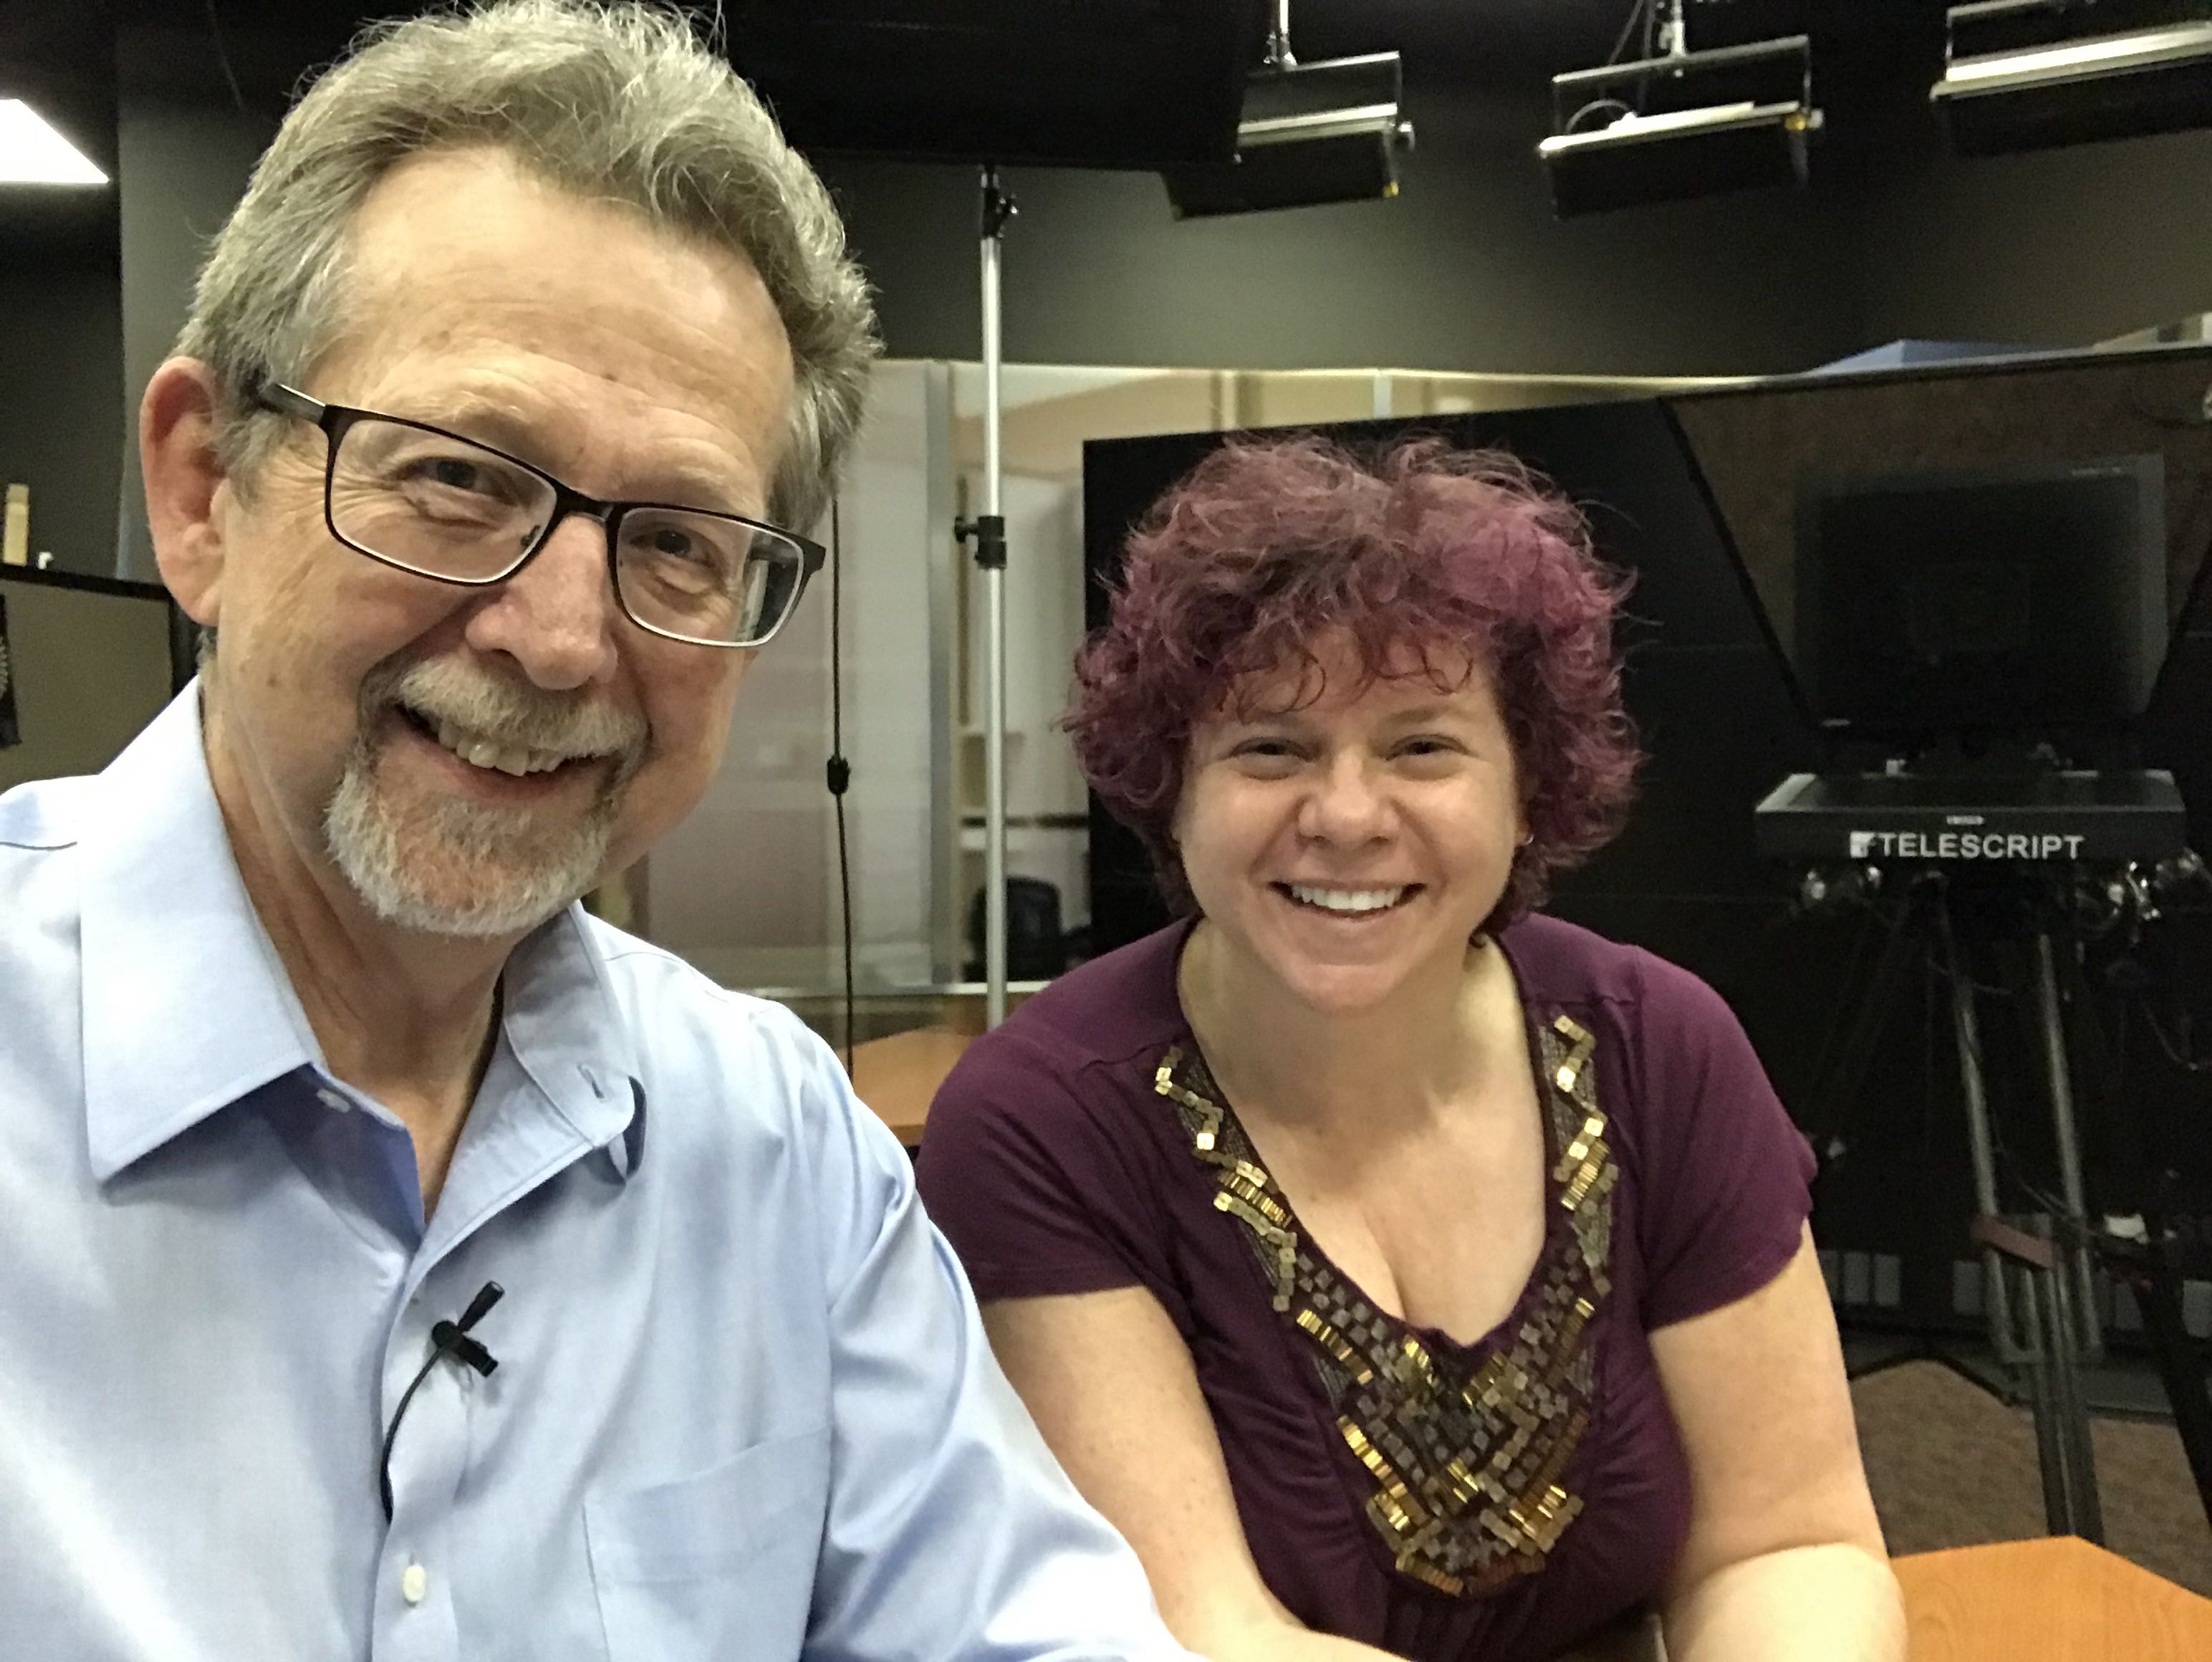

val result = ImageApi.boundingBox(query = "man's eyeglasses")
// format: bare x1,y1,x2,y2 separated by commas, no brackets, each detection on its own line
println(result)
252,382,822,649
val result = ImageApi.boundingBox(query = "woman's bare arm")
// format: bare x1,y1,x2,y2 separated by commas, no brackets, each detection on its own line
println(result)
983,1287,1402,1662
1650,1228,1905,1662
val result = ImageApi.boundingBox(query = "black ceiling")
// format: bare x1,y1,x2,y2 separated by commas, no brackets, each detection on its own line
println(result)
0,2,1981,258
0,0,116,261
83,3,1937,106
0,2,2076,192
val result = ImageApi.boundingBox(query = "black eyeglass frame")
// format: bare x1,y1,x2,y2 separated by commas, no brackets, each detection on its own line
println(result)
251,380,824,649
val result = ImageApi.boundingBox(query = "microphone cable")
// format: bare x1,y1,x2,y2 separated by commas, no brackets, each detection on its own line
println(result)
828,494,855,1077
378,1280,504,1521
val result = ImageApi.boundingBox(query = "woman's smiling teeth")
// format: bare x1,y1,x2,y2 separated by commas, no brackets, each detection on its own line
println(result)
1284,883,1410,914
430,717,579,778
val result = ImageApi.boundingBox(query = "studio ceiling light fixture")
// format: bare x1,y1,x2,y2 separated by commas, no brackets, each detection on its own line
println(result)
1537,0,1822,217
1162,0,1415,218
1933,1,2212,155
0,99,107,186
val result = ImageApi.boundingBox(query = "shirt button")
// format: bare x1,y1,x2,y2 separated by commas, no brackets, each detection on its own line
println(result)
400,1562,428,1605
316,1087,350,1112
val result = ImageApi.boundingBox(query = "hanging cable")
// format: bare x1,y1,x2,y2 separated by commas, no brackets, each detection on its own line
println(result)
203,1,250,118
1608,0,1656,66
827,495,855,1077
1567,0,1658,128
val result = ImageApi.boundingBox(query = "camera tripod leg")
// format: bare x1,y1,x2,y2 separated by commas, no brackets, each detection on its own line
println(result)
2125,1257,2212,1532
1938,890,2019,1362
1809,880,1928,1154
2013,1261,2071,1531
1978,1214,2107,1541
2031,928,2104,1360
2042,1248,2105,1542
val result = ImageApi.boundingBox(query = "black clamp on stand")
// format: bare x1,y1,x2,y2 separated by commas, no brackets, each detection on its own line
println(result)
977,169,1016,250
954,512,1006,571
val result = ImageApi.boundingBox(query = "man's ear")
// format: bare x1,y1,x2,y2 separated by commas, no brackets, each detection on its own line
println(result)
141,358,232,628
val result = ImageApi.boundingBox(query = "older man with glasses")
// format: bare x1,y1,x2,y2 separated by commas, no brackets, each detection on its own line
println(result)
0,4,1191,1659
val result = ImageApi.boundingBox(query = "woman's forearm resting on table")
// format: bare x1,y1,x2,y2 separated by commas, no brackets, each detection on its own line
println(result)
1180,1610,1403,1662
1660,1539,1904,1662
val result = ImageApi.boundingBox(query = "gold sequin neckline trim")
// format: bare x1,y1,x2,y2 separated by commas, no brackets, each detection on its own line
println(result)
1155,1012,1619,1598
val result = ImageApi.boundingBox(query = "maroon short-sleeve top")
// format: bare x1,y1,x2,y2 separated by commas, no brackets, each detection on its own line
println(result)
916,912,1814,1662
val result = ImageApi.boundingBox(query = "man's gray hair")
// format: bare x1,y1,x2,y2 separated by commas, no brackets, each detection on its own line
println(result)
176,0,878,531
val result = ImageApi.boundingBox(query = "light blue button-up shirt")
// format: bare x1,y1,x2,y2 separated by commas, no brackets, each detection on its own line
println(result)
0,689,1187,1662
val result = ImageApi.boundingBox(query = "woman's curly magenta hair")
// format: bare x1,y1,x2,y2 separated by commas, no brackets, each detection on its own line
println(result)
1068,434,1641,935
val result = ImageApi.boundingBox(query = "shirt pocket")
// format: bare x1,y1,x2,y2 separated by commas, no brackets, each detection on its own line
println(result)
586,1425,830,1662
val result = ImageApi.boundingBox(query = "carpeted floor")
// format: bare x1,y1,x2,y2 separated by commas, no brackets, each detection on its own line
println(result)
1850,1359,2212,1596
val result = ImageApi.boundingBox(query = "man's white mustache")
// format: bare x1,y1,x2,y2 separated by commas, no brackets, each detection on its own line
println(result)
370,657,647,762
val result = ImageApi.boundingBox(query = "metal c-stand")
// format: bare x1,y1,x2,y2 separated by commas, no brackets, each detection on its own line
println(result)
952,168,1016,1029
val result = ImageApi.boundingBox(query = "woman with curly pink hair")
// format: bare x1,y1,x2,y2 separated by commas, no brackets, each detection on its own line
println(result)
918,436,1900,1662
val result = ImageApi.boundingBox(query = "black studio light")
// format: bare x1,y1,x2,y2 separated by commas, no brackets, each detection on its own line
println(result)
1538,0,1822,218
1933,0,2212,156
1162,2,1415,218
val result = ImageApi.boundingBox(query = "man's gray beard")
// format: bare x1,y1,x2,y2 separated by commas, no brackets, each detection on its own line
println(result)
323,658,644,939
325,762,619,938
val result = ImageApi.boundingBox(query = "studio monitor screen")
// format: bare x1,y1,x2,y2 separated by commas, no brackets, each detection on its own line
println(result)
0,567,180,796
1793,456,2168,741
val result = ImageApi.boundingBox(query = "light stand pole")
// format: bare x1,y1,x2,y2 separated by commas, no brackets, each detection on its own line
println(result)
956,166,1016,1027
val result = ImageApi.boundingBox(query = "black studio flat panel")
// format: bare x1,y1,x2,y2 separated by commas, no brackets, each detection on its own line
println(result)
728,1,1266,168
1362,401,1789,655
1079,429,1228,951
1082,429,1227,635
1079,404,1797,653
1571,645,1814,900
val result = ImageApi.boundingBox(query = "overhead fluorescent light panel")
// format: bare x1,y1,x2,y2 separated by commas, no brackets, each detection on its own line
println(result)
1539,30,1822,217
0,100,108,186
1164,49,1414,218
1934,1,2212,155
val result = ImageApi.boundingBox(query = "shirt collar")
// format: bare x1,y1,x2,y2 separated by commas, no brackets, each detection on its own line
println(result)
497,908,648,1180
78,685,646,1183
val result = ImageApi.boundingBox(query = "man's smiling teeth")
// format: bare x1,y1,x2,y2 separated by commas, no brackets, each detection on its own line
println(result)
429,716,577,778
1287,884,1408,913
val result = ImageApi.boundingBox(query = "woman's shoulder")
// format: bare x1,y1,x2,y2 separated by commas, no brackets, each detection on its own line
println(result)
925,918,1193,1146
1499,909,1722,1024
1500,911,1761,1120
916,923,1198,1302
972,918,1194,1076
1506,915,1814,1323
